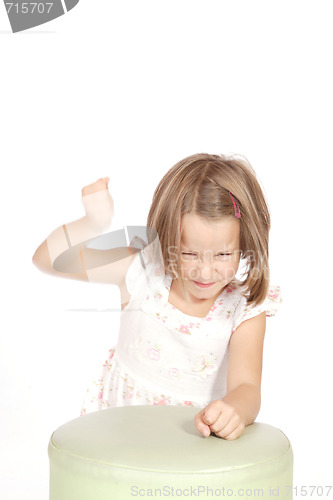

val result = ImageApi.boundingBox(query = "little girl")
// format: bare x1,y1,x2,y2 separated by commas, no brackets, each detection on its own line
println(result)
32,153,281,441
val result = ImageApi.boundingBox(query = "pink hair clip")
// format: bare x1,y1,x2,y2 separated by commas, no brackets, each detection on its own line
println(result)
229,192,241,219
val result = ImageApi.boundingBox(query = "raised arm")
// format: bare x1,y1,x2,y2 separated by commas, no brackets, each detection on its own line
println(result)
32,178,138,295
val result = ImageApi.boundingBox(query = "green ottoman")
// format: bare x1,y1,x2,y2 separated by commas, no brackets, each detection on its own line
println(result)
48,405,293,499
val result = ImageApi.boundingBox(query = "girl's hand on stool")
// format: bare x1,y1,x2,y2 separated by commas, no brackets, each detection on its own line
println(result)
194,400,245,441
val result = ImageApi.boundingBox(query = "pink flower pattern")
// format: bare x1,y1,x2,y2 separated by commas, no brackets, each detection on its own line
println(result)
168,367,181,378
268,287,280,301
191,353,218,379
175,322,201,335
147,346,161,361
153,395,171,405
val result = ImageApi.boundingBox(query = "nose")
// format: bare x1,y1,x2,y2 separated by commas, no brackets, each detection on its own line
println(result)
199,265,215,280
192,259,216,282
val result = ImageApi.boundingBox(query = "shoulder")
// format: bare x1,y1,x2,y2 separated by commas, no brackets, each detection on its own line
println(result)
125,243,165,298
229,283,282,333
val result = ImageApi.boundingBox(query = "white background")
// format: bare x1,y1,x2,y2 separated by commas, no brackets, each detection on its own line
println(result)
1,1,332,499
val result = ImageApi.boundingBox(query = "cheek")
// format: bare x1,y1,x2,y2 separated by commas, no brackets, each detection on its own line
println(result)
180,262,196,278
216,259,240,280
180,258,240,281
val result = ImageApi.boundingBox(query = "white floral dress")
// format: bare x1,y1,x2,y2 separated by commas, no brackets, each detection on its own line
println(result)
81,245,282,415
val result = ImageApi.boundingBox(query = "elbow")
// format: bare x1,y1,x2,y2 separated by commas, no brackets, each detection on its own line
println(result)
31,242,53,274
245,395,261,427
252,388,261,423
251,383,261,410
32,254,46,274
32,249,40,269
244,383,261,425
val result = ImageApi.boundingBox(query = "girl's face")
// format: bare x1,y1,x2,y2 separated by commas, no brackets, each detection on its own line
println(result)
175,213,241,301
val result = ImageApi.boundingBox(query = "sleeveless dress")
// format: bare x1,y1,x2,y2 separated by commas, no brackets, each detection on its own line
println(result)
80,245,282,415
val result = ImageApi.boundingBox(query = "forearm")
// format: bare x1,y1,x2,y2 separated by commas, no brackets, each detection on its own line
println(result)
222,383,261,427
46,213,109,266
33,189,114,273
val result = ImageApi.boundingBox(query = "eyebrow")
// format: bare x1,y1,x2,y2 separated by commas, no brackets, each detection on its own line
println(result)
181,248,237,253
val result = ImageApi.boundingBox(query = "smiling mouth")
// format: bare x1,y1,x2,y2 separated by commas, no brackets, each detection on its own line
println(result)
194,281,216,288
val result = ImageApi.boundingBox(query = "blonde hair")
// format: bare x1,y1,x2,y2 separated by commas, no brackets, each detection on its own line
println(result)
146,153,270,307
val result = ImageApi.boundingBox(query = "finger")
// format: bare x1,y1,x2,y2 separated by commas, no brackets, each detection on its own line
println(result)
94,178,109,191
194,411,211,437
201,424,211,437
209,413,233,436
209,402,242,436
223,423,245,441
202,401,223,426
214,415,243,439
82,179,102,192
204,401,234,431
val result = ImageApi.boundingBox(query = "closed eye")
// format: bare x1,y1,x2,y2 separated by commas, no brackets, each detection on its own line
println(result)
181,252,232,258
181,252,198,259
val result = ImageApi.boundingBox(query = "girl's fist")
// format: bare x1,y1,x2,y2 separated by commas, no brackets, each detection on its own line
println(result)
194,400,245,441
81,177,113,231
82,177,110,197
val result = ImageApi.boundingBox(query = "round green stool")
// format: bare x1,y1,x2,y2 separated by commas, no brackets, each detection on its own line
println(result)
48,405,293,500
